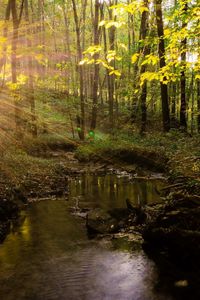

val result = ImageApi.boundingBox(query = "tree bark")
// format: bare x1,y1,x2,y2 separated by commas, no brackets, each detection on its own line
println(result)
107,0,116,131
72,0,85,140
90,0,100,130
0,0,11,79
155,0,170,132
10,0,21,135
180,1,188,130
24,0,37,137
139,0,149,134
197,79,200,133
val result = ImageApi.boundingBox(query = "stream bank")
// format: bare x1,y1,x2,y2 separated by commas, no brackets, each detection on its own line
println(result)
1,140,200,295
74,142,200,280
1,170,198,300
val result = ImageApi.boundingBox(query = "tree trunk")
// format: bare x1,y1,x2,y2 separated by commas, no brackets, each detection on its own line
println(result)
90,0,100,130
155,0,170,132
139,0,149,134
10,0,21,136
171,81,176,123
24,0,37,137
197,79,200,133
0,0,11,79
72,0,85,140
180,1,188,130
190,71,194,135
107,0,116,131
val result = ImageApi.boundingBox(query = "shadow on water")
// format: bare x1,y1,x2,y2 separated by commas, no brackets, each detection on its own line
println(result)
68,174,164,211
0,173,198,300
143,248,200,300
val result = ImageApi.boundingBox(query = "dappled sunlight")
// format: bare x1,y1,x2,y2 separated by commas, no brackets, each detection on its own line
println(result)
0,1,200,300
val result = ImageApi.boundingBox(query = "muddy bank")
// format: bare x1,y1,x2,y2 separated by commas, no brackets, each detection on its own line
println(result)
0,149,124,243
82,176,200,273
75,143,200,271
75,146,168,172
22,139,77,157
142,192,200,270
0,193,20,242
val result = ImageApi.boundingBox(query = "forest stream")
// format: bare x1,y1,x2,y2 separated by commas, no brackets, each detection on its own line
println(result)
0,173,195,300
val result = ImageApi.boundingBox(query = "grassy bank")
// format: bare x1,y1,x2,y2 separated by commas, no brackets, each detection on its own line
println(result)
0,129,200,194
75,130,200,182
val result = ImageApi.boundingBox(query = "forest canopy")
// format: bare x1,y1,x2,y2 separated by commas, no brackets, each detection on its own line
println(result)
0,0,199,140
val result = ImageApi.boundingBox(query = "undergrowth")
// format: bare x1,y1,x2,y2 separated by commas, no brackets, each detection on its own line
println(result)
75,130,200,178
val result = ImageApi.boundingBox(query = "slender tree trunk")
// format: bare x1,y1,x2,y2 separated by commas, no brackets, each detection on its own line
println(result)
11,0,18,84
37,0,45,78
171,81,176,122
155,0,170,132
139,0,149,134
190,71,194,135
101,4,110,127
82,0,88,50
197,79,200,133
25,0,37,136
90,0,100,130
180,1,188,130
62,1,74,95
72,0,85,140
107,0,116,131
0,0,11,78
10,0,21,135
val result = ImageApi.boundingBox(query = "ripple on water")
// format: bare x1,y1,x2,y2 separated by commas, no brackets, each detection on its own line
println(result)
0,176,181,300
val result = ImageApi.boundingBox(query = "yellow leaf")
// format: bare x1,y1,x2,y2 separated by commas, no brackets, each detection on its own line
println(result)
131,53,139,64
195,75,200,80
109,70,121,77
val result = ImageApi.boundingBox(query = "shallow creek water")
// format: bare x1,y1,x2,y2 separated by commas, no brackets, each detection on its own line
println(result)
0,174,192,300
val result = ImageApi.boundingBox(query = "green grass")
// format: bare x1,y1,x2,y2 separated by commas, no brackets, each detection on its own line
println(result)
75,129,200,178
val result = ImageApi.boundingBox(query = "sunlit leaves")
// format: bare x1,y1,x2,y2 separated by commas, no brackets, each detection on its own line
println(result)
106,21,124,29
118,43,128,51
83,45,102,56
195,75,200,80
109,69,121,77
80,55,121,77
141,54,159,66
0,36,7,45
107,50,122,63
99,19,125,29
80,45,121,77
140,72,159,87
131,53,139,64
111,1,149,16
35,53,44,63
7,74,28,90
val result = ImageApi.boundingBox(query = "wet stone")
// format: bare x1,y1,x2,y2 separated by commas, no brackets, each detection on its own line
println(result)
86,208,119,234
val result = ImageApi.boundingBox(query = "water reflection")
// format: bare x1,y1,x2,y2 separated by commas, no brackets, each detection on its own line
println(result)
0,200,167,300
0,176,189,300
69,174,163,210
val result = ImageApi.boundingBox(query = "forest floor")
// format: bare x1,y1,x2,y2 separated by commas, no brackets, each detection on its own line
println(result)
0,130,200,197
76,130,200,190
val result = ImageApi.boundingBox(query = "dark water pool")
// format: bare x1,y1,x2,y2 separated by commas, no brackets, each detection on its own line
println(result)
0,174,194,300
68,174,164,210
